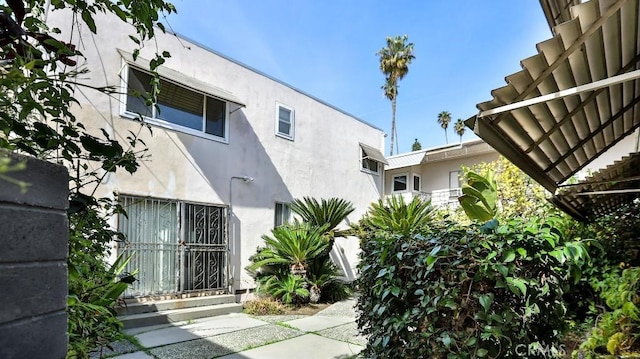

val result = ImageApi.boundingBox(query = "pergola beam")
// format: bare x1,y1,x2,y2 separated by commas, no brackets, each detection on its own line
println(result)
478,68,640,118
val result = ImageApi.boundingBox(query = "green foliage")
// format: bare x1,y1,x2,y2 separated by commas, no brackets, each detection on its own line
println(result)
289,197,354,234
454,118,466,142
459,156,555,221
411,138,422,151
1,1,177,357
243,296,286,316
356,212,587,358
458,170,498,222
576,268,640,357
357,195,434,236
248,224,329,274
249,197,355,305
437,110,452,144
261,274,309,305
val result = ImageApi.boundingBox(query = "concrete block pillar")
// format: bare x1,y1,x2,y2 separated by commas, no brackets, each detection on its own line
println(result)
0,151,69,359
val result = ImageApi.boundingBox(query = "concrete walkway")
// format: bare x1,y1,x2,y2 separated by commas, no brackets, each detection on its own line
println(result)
94,299,365,359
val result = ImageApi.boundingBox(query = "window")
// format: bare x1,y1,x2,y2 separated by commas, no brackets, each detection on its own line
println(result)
449,171,461,189
392,174,408,192
360,144,386,174
276,103,294,140
413,174,421,192
274,202,291,227
125,67,228,141
361,149,380,173
449,170,462,198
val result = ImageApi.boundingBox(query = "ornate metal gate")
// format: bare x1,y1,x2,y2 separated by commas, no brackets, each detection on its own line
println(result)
180,204,227,292
118,196,228,297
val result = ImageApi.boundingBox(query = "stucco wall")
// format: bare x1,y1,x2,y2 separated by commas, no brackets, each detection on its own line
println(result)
384,152,498,196
0,152,69,359
46,10,384,291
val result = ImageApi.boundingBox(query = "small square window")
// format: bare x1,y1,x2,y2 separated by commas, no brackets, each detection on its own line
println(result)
274,202,291,227
276,104,294,140
361,149,380,174
393,174,408,192
413,175,421,192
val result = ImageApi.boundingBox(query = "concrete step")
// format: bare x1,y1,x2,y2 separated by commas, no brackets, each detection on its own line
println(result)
118,302,243,329
117,294,236,316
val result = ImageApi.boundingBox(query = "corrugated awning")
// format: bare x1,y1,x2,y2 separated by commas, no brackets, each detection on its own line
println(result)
467,0,640,197
360,143,388,165
118,49,246,107
551,152,640,221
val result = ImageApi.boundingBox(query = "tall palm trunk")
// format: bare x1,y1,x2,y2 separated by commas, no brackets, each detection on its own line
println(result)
444,129,448,144
390,97,397,155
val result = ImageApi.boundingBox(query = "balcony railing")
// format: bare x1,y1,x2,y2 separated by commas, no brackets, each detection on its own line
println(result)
385,188,462,208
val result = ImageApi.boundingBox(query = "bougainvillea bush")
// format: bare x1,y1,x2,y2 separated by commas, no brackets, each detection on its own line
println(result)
356,215,587,358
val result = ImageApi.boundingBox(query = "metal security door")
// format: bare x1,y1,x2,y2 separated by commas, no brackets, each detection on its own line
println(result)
180,203,228,292
118,197,229,297
118,196,180,297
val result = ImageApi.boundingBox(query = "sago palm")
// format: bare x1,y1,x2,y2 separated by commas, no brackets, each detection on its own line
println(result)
437,111,451,144
290,197,355,259
263,274,309,305
377,34,415,155
359,195,435,237
247,224,329,275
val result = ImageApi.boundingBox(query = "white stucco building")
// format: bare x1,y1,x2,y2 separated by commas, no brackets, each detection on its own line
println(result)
384,140,498,208
45,11,386,298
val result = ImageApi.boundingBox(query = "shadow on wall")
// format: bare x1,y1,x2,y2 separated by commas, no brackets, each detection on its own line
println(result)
330,237,360,282
175,109,293,291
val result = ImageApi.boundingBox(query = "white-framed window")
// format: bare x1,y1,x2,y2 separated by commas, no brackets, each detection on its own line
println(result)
392,174,408,192
274,202,291,227
123,66,229,142
361,149,380,174
275,103,294,140
413,174,421,192
449,170,462,198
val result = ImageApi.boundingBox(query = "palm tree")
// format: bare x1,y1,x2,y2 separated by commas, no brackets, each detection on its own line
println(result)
454,118,466,143
377,35,415,156
437,111,451,144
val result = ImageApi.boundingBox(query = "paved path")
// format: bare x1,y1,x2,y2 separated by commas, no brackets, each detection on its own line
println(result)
94,299,365,359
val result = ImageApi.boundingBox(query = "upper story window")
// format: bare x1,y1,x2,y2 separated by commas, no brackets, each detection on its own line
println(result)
393,174,408,192
125,67,228,142
360,143,387,175
276,103,295,140
361,149,380,173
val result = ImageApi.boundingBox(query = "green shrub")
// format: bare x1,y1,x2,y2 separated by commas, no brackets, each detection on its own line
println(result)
575,267,640,358
356,216,587,358
261,274,309,305
248,198,356,305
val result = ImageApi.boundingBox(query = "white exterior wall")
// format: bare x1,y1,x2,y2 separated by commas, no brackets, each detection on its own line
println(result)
385,153,498,197
46,11,383,291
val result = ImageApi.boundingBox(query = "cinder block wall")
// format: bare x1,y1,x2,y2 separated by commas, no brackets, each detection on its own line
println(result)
0,152,69,359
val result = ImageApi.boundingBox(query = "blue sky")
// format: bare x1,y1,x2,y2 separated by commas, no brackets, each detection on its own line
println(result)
167,1,552,155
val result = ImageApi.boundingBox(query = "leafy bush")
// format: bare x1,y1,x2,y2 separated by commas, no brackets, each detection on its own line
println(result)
356,215,587,358
248,198,355,305
262,274,310,305
576,267,640,357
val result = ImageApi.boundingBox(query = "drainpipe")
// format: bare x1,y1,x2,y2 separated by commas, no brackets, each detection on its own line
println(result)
228,176,254,295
